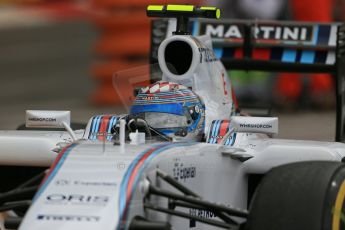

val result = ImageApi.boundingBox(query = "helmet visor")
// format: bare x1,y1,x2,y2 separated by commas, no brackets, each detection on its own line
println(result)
143,112,188,129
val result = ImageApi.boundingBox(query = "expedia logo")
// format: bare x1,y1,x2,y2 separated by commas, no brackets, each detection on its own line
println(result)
239,124,272,129
28,117,56,122
200,23,313,42
45,194,109,206
173,163,196,181
37,214,100,222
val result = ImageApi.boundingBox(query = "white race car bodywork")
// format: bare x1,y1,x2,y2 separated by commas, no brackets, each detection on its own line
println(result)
0,129,341,229
0,16,344,230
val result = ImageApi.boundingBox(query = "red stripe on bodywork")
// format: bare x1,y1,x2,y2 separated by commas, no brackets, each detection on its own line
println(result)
98,115,111,141
126,147,157,200
39,144,74,187
253,49,271,60
231,85,238,110
217,120,230,143
234,48,243,58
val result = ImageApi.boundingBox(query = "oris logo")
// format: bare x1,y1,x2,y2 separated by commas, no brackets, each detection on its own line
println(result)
46,194,109,206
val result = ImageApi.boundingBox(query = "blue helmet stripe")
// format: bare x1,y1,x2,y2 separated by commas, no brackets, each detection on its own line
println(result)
131,103,184,116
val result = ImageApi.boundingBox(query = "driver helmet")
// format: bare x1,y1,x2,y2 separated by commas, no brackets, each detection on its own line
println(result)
130,81,205,142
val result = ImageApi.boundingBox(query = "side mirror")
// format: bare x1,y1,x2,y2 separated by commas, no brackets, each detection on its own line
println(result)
26,110,77,141
231,116,278,135
26,110,71,128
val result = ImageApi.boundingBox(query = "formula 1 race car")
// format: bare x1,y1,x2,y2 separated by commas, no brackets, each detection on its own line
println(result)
1,4,345,230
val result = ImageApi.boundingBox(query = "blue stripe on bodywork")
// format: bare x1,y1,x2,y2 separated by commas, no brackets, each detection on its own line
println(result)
224,133,237,146
208,120,217,144
232,133,237,145
91,116,101,140
214,48,224,59
118,142,197,229
312,25,319,45
118,144,167,215
214,120,222,144
282,49,297,63
107,117,117,141
94,116,102,140
88,118,96,139
33,143,78,201
192,20,199,36
300,50,315,64
207,121,215,143
225,137,231,145
90,116,98,140
210,120,220,144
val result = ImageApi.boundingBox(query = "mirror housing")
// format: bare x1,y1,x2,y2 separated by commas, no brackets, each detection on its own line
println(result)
26,110,71,128
231,116,278,134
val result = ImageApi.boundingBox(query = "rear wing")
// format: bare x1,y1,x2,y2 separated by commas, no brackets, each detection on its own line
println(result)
150,19,345,142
